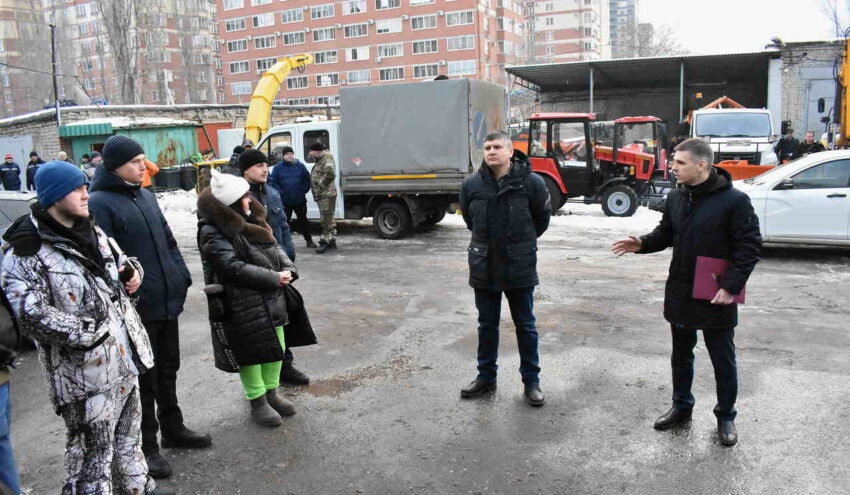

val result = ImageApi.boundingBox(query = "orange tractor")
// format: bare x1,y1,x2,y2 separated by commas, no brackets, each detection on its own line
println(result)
524,113,672,216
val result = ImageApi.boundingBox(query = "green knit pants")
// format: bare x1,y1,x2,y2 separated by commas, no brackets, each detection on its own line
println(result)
238,326,286,400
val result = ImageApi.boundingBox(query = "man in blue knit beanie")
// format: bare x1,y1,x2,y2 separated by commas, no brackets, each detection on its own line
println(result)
0,160,176,494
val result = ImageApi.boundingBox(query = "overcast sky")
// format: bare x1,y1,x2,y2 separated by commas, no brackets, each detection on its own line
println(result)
640,0,837,54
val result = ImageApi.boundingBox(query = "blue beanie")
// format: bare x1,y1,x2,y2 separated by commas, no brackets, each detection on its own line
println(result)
35,161,89,208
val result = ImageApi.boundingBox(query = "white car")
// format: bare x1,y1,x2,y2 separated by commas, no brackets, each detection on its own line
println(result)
734,150,850,246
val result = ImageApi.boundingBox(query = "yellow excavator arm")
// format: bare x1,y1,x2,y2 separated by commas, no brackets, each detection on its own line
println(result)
837,39,850,148
244,54,314,145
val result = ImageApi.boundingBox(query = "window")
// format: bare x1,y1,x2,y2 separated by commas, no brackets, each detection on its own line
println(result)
346,46,369,61
78,23,88,36
410,0,434,4
545,17,553,26
0,75,8,87
379,66,404,81
281,8,303,23
412,39,437,54
582,27,591,36
252,13,274,28
83,78,96,90
344,23,368,37
448,59,475,76
196,72,207,83
377,43,403,58
229,60,250,74
311,4,334,19
227,39,247,52
288,98,310,106
413,64,438,78
445,10,473,26
251,0,271,5
317,96,340,106
225,18,246,31
411,14,436,30
76,2,90,18
375,0,400,10
496,17,504,30
791,160,850,189
347,69,371,84
256,57,277,72
376,18,402,34
283,31,305,45
223,0,244,10
152,90,162,102
217,76,224,87
447,35,475,51
218,92,226,103
313,27,335,42
343,0,366,14
316,73,339,86
314,50,338,64
287,75,308,89
264,132,293,160
545,2,553,11
583,42,592,51
195,90,208,101
303,130,330,157
584,13,592,22
254,35,276,49
546,31,554,41
546,46,554,55
231,81,252,95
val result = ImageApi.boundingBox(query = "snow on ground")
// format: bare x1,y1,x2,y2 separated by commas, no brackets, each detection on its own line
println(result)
157,190,662,242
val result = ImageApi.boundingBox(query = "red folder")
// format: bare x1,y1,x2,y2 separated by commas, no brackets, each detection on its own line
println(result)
692,256,746,304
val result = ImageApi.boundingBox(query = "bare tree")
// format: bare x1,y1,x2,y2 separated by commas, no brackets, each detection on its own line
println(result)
819,0,850,37
625,23,688,58
95,0,143,104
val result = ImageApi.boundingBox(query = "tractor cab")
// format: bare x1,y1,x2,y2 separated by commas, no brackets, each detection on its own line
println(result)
610,116,669,182
526,113,597,209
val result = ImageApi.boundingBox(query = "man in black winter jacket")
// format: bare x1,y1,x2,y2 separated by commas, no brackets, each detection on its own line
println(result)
613,138,761,446
89,135,212,479
26,151,45,191
458,131,551,407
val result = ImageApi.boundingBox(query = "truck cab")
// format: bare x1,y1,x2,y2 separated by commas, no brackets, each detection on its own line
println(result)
257,120,345,219
690,108,779,166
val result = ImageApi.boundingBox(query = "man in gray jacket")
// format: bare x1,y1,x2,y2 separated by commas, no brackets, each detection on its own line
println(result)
0,161,174,494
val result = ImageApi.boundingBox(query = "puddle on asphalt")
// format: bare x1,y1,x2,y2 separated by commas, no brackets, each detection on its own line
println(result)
300,355,421,397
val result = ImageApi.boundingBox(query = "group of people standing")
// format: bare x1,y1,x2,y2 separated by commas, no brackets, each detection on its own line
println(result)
0,150,104,192
773,128,826,162
0,132,320,494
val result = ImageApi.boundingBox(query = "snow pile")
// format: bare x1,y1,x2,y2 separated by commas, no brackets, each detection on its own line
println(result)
157,190,198,238
549,203,662,237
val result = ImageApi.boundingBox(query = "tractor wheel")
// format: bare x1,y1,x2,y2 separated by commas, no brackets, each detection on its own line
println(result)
601,185,638,217
419,209,446,226
543,176,566,210
373,201,412,239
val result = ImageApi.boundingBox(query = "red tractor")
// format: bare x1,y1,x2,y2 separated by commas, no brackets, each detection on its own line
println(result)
526,113,672,216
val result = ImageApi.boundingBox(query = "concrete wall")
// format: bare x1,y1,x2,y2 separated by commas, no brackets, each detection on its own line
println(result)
0,104,340,164
780,41,843,136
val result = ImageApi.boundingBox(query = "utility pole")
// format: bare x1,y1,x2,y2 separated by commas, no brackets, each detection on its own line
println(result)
49,24,61,126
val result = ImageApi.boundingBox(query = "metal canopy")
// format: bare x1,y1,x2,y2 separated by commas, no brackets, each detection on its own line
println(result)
506,51,779,92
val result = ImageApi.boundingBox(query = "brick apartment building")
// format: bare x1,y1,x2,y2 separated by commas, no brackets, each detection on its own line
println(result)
526,0,610,63
217,0,528,106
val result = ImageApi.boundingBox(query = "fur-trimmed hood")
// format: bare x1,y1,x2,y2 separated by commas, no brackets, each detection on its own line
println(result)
197,187,275,244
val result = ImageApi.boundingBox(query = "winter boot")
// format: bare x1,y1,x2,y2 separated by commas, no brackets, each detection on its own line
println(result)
265,389,296,417
328,239,338,250
249,395,282,427
281,364,310,385
306,239,318,248
316,240,330,254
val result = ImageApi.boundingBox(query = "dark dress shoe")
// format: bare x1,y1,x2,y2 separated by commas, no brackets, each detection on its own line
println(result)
161,427,212,449
718,419,738,446
653,407,693,430
150,486,176,495
524,385,545,407
281,365,310,385
146,451,172,479
460,379,497,398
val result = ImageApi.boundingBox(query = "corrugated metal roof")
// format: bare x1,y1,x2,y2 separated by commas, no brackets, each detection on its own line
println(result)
59,123,112,137
506,51,780,92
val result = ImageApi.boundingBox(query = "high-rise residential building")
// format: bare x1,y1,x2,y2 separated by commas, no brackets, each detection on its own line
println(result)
526,0,609,63
609,0,637,59
0,0,55,118
4,0,221,115
217,0,527,106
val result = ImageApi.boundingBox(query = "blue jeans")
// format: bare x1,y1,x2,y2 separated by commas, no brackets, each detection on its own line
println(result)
0,382,21,494
670,325,738,421
474,287,540,386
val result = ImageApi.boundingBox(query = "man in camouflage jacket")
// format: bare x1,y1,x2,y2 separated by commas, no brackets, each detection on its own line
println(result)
307,142,338,254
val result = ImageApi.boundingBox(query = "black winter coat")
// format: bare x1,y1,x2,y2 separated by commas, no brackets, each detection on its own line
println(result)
459,151,551,291
197,188,298,372
26,158,44,191
88,166,192,321
639,167,762,328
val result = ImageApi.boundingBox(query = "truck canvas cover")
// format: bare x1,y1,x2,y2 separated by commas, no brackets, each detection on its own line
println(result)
339,79,505,193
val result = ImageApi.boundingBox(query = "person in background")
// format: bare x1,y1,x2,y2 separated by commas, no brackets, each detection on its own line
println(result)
269,146,315,249
795,131,825,157
26,151,45,192
224,146,244,176
141,159,160,190
0,287,21,495
0,155,21,191
773,128,798,163
306,143,338,254
57,151,70,163
84,152,101,179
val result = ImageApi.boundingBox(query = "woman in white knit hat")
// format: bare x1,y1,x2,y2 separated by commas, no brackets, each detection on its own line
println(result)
196,169,298,426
